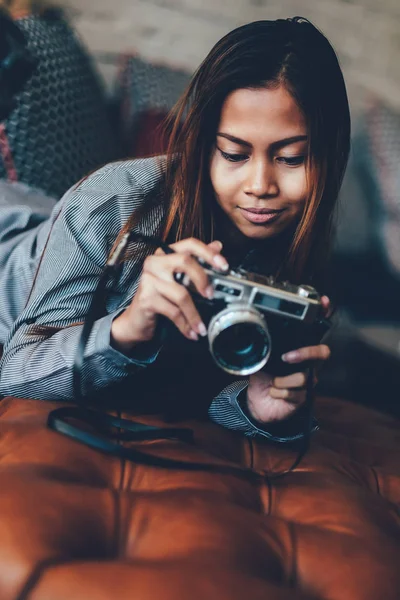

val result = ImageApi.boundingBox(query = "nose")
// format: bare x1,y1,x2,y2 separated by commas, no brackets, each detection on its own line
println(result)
244,158,278,198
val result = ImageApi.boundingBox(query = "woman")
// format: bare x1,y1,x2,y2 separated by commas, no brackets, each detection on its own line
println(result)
0,18,350,441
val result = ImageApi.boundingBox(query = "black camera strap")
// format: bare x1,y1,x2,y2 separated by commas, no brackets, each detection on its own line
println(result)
271,365,315,478
47,231,316,480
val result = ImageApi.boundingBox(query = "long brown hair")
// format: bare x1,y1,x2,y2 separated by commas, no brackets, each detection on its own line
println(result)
30,18,351,339
157,17,351,284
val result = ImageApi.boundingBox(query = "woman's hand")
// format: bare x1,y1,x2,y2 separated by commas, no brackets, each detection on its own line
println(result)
246,296,332,424
111,238,229,353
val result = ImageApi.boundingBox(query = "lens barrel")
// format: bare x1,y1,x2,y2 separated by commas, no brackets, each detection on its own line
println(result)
208,306,271,375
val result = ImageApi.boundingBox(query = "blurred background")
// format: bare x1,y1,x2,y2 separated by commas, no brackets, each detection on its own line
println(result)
1,0,399,414
50,0,400,112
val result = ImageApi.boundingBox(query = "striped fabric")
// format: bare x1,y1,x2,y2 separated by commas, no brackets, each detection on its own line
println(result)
0,180,58,343
0,156,306,442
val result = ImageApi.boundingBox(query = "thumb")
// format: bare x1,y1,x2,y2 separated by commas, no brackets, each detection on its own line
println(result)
321,295,333,318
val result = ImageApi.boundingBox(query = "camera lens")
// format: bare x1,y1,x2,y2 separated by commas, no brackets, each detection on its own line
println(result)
212,322,269,371
208,306,271,375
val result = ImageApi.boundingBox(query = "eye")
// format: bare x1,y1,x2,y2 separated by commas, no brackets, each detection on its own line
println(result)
276,155,306,166
218,148,249,163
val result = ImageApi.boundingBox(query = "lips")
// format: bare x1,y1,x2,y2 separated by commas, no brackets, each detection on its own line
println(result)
241,207,283,214
239,207,284,224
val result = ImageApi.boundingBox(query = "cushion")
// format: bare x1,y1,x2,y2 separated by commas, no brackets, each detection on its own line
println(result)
114,53,191,157
0,395,399,599
0,9,121,199
355,101,400,276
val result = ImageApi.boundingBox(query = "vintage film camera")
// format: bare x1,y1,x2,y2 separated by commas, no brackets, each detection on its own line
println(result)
182,259,331,377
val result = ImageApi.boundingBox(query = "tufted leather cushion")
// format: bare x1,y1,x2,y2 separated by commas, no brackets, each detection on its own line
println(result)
0,395,399,600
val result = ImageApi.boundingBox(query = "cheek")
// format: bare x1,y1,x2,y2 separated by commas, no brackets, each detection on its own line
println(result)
209,153,220,194
209,154,238,206
281,168,308,208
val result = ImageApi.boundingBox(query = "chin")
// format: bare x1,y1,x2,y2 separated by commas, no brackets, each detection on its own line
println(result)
239,223,283,241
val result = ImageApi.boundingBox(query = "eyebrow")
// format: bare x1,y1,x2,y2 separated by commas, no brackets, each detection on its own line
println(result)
217,133,308,150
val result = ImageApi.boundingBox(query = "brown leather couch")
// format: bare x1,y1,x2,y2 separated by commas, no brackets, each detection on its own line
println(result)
0,395,399,600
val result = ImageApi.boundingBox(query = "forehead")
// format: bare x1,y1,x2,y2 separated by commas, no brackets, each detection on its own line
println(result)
217,86,307,141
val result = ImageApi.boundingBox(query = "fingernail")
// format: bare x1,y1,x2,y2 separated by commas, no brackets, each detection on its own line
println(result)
213,240,223,251
282,351,299,362
205,285,214,299
182,274,191,287
213,255,229,271
189,330,199,341
198,322,207,337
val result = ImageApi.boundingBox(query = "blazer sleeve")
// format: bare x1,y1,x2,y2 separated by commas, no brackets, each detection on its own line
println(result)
0,160,164,401
208,381,319,442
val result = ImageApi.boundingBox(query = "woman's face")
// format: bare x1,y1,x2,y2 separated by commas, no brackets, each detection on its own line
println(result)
210,85,309,243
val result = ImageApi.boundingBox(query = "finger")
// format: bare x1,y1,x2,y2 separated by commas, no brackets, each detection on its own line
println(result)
269,387,306,405
207,240,223,252
138,273,199,340
281,344,331,364
273,371,308,390
321,295,333,318
151,293,200,341
160,237,229,272
153,277,207,337
144,253,212,299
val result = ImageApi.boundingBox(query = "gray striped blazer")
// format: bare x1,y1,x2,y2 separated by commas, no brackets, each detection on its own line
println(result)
0,180,57,343
0,156,306,442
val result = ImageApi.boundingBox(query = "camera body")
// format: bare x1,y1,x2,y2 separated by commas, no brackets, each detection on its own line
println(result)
188,260,330,376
